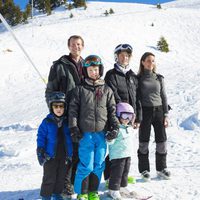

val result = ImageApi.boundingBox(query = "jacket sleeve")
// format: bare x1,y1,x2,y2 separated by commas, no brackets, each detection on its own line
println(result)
135,86,142,123
105,70,121,103
45,64,60,105
160,76,169,116
106,86,120,130
37,119,47,149
68,86,80,128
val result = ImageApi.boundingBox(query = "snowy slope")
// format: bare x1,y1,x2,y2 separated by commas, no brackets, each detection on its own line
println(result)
0,0,200,199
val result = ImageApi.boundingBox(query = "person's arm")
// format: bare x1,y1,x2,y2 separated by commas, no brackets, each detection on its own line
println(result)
45,64,60,105
160,77,169,128
105,71,121,103
106,87,120,131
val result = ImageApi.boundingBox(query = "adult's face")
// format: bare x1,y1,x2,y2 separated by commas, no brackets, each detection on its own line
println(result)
142,55,155,71
68,38,84,57
117,51,131,67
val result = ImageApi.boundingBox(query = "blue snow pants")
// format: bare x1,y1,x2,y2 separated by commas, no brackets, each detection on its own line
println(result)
74,131,107,194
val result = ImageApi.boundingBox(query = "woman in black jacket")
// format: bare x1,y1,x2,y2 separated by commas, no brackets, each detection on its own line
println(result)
137,52,170,181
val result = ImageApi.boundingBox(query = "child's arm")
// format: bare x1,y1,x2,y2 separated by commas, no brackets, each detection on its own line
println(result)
36,119,49,165
37,119,48,149
106,87,119,130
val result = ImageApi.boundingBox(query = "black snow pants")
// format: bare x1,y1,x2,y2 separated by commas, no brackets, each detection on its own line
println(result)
109,157,131,190
40,157,67,197
138,106,167,173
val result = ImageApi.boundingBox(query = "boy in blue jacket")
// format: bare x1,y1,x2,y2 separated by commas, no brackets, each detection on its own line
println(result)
37,92,73,200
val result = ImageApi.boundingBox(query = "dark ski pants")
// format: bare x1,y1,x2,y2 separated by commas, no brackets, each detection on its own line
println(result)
138,106,167,173
109,157,131,191
40,157,66,197
64,142,79,194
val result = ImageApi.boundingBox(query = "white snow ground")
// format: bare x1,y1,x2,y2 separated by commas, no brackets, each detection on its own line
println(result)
0,0,200,199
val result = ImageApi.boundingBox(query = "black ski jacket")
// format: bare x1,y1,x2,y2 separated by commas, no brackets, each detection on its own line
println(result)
105,64,142,122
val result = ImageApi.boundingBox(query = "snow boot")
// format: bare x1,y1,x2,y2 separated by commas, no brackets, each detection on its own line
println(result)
77,194,88,200
128,176,136,184
108,190,122,200
141,170,151,181
157,168,171,180
88,191,100,200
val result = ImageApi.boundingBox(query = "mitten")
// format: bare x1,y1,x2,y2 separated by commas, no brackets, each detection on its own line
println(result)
70,126,82,143
37,147,45,166
106,129,119,141
65,156,72,165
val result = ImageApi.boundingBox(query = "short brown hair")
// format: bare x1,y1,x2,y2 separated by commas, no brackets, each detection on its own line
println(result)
68,35,84,47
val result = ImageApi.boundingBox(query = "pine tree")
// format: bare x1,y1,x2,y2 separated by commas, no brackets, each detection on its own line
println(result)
1,0,22,26
22,4,32,23
157,3,162,9
33,0,45,12
45,0,51,15
157,36,169,53
109,8,114,14
73,0,86,8
68,3,73,10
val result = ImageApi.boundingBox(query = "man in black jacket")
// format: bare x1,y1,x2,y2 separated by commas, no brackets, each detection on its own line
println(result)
45,35,84,198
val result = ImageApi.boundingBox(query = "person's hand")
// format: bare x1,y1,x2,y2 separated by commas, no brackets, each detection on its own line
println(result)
36,147,50,166
164,116,169,128
133,122,140,129
70,127,82,143
106,129,118,141
65,156,72,165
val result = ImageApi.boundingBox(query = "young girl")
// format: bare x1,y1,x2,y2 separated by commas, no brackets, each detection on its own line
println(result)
68,55,119,200
107,102,135,200
37,92,73,200
137,52,170,181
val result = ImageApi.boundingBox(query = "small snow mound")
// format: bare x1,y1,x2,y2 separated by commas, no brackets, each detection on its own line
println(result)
0,145,18,157
0,123,36,132
180,112,200,130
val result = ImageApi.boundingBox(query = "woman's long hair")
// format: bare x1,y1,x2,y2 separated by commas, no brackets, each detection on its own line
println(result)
138,52,156,75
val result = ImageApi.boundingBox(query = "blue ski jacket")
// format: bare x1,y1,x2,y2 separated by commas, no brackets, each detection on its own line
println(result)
37,114,73,158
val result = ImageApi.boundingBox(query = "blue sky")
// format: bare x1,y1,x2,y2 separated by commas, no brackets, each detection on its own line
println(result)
14,0,175,10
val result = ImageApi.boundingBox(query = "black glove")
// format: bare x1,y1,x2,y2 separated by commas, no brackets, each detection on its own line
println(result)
36,147,50,166
65,156,72,165
70,126,82,143
106,129,119,141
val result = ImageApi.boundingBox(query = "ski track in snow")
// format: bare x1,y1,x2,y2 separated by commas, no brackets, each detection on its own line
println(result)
1,0,200,199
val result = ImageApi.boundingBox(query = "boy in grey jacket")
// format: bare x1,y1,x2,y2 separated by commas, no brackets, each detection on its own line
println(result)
68,55,119,200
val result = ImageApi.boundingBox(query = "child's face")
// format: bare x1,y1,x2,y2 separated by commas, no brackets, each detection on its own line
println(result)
119,112,134,125
87,66,100,80
117,51,131,67
120,118,130,126
52,103,65,117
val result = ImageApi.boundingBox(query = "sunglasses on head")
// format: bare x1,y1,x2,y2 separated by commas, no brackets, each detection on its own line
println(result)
84,56,102,67
120,113,134,121
52,104,64,109
115,44,133,53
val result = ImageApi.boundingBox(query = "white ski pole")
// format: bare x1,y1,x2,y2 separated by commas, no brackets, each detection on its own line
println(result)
0,12,46,86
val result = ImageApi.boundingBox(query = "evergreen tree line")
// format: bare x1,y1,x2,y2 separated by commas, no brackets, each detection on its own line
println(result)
0,0,86,26
0,0,31,26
